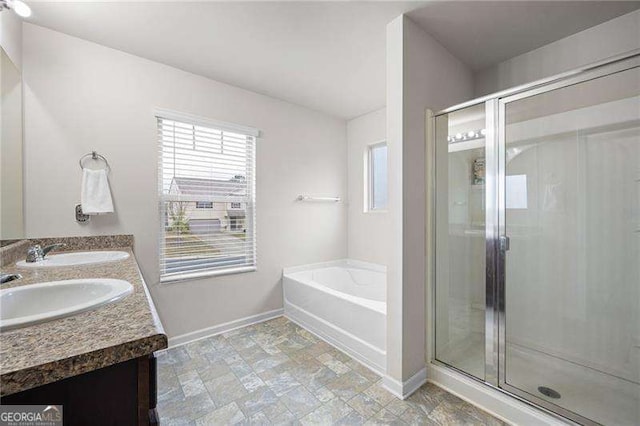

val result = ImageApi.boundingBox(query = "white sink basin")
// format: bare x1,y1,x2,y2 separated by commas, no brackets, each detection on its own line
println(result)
0,278,133,330
16,251,129,268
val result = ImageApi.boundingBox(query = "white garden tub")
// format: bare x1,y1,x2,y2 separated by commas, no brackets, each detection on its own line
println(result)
283,259,386,374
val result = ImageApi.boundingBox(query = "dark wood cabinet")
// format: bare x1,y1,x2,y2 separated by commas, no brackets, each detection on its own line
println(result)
1,355,158,426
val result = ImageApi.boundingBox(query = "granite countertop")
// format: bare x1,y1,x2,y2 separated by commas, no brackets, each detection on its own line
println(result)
0,236,167,396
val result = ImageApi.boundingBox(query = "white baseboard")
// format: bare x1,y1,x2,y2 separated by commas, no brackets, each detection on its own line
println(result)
382,367,428,400
167,308,284,348
427,363,568,425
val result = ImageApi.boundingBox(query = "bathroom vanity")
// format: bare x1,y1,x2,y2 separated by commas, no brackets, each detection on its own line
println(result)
0,236,167,425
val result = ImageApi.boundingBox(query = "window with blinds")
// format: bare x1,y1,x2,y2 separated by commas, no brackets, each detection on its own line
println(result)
157,109,258,282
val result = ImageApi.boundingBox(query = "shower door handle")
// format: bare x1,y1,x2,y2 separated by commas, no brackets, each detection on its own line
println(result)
499,235,510,252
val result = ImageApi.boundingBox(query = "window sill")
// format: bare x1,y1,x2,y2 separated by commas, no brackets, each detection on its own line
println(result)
160,266,256,284
364,209,388,214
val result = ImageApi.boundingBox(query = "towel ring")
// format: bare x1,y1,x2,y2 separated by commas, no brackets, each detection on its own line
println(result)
79,151,110,171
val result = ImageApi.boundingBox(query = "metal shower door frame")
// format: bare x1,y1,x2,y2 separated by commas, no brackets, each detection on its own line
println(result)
493,54,640,426
431,48,640,426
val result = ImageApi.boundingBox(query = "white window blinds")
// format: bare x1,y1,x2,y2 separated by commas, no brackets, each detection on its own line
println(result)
157,110,257,282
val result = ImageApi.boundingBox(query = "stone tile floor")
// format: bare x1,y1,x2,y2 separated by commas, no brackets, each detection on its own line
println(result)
157,317,505,425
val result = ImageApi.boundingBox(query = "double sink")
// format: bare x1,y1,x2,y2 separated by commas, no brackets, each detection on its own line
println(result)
1,251,133,330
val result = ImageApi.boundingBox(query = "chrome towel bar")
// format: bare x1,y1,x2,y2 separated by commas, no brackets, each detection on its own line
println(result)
296,195,341,202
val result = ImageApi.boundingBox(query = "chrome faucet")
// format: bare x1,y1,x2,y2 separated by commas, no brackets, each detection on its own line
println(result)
26,243,67,263
26,245,43,263
0,273,22,284
42,243,66,257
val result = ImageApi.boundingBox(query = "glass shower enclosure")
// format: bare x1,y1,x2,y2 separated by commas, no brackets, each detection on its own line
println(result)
433,52,640,425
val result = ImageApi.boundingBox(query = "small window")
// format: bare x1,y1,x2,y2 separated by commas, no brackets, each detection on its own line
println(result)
367,142,388,211
196,201,213,209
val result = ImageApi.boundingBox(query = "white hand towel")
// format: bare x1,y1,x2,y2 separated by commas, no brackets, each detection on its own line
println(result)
81,168,114,215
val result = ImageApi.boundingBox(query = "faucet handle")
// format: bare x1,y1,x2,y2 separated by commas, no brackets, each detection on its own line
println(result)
26,245,44,263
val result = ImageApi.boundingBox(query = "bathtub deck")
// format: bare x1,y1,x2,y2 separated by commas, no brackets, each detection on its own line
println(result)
156,317,505,425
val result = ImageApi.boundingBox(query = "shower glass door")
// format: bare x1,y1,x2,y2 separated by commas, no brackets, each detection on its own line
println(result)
434,103,487,380
499,65,640,425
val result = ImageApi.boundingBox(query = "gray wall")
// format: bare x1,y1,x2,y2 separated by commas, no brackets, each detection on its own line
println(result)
346,107,391,266
386,15,473,384
1,47,23,239
22,23,348,339
475,9,640,96
0,11,22,70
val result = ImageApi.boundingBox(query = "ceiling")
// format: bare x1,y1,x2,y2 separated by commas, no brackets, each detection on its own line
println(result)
25,1,422,119
25,1,640,120
407,1,640,71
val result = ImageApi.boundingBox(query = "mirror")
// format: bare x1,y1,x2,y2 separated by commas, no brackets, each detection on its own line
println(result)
0,46,24,240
